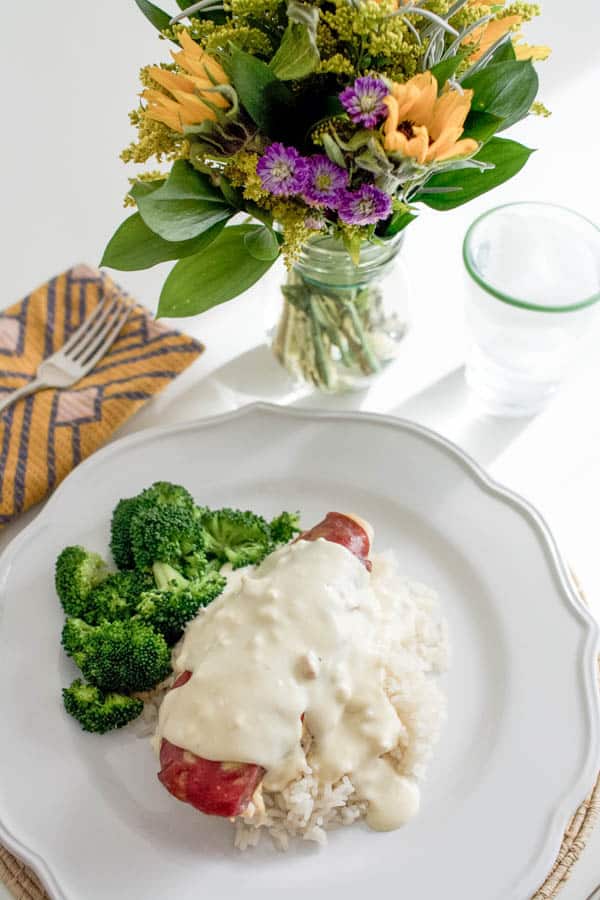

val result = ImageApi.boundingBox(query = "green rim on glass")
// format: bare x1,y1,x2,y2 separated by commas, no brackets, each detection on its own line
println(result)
463,202,600,314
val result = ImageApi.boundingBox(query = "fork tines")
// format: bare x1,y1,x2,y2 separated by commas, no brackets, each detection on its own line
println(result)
62,292,133,366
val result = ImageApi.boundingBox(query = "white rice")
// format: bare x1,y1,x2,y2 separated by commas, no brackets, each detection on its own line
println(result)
140,551,449,850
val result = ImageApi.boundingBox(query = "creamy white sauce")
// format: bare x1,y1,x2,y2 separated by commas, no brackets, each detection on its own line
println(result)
156,534,420,831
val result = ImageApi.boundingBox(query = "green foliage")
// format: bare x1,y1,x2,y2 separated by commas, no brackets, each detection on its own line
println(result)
318,0,421,81
382,208,417,237
270,23,320,80
63,679,143,733
486,39,517,65
320,132,347,169
133,0,172,33
100,213,226,272
157,225,278,317
430,51,468,89
462,111,504,143
218,175,244,209
226,47,293,135
119,0,544,293
200,507,273,568
176,0,227,20
69,619,171,693
244,225,281,261
176,0,227,23
129,179,165,199
416,138,534,210
462,60,539,132
134,160,233,241
55,547,108,619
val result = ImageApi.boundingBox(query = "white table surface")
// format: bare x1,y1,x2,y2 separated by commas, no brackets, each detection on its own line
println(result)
1,2,599,897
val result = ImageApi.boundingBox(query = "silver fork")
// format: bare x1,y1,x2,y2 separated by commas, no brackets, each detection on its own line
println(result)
0,292,133,414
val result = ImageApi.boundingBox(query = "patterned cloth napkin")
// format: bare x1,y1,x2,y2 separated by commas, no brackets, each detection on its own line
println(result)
0,264,203,528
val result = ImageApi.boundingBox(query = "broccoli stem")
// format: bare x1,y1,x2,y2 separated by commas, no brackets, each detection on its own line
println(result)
153,562,188,592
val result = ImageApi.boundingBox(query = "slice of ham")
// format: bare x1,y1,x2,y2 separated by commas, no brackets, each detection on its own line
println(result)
297,511,372,571
158,672,265,817
157,512,373,817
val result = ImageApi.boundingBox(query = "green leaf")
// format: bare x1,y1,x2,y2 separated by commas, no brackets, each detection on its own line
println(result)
321,133,347,169
430,51,468,90
218,175,243,209
487,39,516,65
244,201,274,228
382,210,417,237
287,0,320,29
157,225,277,317
462,110,504,142
462,60,538,131
269,22,320,80
415,137,534,210
133,0,172,32
342,231,362,266
100,213,227,272
135,160,232,241
226,47,293,133
244,226,281,261
175,0,227,22
129,179,165,200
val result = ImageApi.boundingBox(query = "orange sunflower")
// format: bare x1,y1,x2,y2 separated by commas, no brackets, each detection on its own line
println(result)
143,31,230,133
383,73,479,164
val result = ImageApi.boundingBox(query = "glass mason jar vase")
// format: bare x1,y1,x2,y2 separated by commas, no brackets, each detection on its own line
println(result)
271,234,409,393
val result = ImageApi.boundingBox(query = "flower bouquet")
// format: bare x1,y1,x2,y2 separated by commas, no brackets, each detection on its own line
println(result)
102,0,549,391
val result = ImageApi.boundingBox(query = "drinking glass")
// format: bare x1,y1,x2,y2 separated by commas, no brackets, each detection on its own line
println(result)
463,202,600,417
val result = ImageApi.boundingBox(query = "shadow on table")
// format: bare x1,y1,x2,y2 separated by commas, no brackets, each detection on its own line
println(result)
209,349,533,469
211,345,304,402
212,345,374,410
391,366,534,468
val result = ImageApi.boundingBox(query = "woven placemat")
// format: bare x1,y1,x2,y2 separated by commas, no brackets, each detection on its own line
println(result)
1,597,598,900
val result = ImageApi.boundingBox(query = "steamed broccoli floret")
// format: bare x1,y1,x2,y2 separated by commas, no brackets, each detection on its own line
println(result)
269,511,301,545
144,481,195,513
66,619,171,693
135,563,226,644
86,570,154,623
130,504,206,574
110,497,140,570
200,508,272,569
63,679,143,733
110,481,196,570
55,546,108,618
62,617,94,658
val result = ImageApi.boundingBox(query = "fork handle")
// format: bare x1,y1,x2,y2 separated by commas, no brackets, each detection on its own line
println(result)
0,379,47,414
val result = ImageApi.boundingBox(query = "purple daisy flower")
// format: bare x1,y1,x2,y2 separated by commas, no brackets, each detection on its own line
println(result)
339,76,389,128
338,185,392,226
303,155,349,207
256,143,309,197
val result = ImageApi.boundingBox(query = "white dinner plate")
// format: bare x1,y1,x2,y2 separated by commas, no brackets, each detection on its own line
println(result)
0,404,598,900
